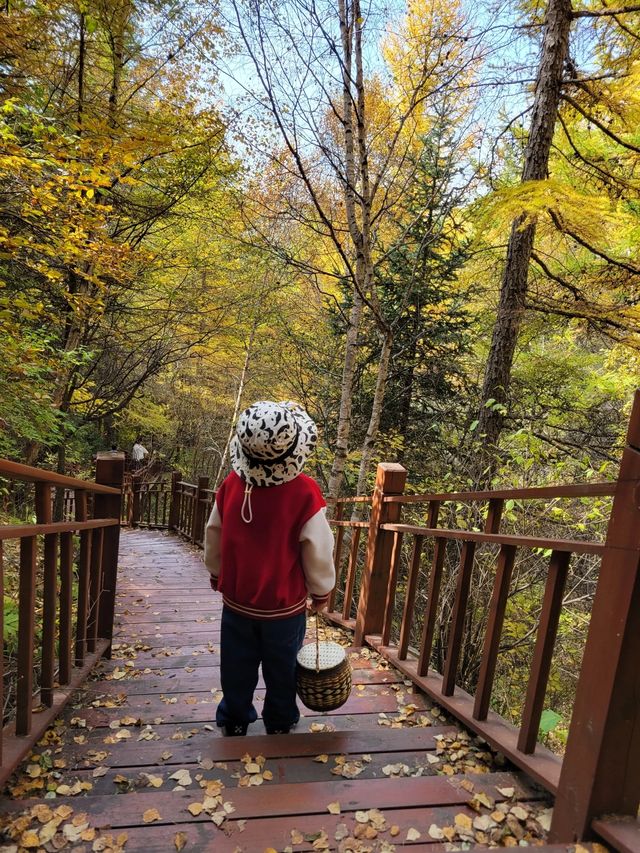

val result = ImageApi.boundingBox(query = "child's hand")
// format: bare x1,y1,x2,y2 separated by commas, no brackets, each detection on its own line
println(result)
307,595,329,613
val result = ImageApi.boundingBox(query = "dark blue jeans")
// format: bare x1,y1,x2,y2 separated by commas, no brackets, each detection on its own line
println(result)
216,606,306,731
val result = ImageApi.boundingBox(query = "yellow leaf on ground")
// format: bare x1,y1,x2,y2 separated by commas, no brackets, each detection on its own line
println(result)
406,827,421,841
455,813,473,831
174,831,188,850
143,808,161,823
327,802,341,814
187,803,203,816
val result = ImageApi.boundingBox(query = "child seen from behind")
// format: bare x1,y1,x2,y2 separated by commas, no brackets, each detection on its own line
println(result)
204,401,335,736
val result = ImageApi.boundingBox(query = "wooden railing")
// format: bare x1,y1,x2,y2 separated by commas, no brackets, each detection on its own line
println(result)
124,471,214,546
325,391,640,846
115,392,640,846
0,452,124,787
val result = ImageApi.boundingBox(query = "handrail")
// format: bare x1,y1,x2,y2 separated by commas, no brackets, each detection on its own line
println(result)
0,451,124,788
384,481,616,503
380,523,606,555
0,518,120,540
323,392,640,848
0,458,120,493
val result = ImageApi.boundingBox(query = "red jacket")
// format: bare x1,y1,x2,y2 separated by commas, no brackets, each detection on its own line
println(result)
204,472,335,619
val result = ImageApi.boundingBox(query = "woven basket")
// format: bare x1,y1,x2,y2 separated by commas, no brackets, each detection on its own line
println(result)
296,619,352,712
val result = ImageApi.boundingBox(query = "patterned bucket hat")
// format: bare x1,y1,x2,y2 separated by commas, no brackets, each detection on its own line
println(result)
230,400,317,487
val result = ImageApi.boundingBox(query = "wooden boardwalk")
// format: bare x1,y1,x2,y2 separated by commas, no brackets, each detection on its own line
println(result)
1,530,607,852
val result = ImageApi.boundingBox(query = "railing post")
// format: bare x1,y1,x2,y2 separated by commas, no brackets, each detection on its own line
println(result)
551,389,640,842
131,475,141,527
192,476,209,545
168,471,181,531
354,463,407,646
94,451,125,659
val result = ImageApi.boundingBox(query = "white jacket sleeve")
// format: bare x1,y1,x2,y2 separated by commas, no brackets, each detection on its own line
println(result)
204,502,222,579
299,508,335,600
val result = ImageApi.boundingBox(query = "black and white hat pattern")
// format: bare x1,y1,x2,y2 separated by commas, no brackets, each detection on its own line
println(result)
230,400,318,487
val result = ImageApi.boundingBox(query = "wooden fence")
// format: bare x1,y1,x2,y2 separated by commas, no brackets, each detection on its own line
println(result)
0,452,124,786
324,392,640,847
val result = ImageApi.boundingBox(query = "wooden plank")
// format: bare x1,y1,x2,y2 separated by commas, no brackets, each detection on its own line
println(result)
518,550,570,754
75,491,91,666
70,686,433,728
74,746,458,791
384,481,616,502
381,530,403,646
473,544,517,721
399,534,424,660
417,538,446,677
35,483,57,707
0,772,541,827
484,497,504,533
87,665,404,696
87,527,104,654
58,532,74,685
342,526,361,621
64,726,458,769
380,524,605,556
355,463,407,644
0,518,120,540
328,503,344,612
592,815,640,853
0,458,120,493
16,535,37,736
442,541,476,696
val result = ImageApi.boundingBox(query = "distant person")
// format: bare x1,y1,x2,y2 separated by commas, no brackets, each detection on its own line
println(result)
131,438,148,470
204,400,335,736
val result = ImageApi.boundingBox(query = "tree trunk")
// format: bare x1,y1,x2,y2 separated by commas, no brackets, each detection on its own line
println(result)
327,287,364,504
475,0,573,482
355,329,393,498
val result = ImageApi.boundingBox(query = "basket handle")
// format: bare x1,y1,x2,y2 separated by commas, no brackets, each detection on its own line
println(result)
315,611,326,673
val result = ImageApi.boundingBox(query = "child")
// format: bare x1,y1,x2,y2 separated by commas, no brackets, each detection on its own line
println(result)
204,400,335,736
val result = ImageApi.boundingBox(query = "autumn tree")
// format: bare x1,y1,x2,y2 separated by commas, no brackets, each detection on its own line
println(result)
227,0,478,498
474,0,640,481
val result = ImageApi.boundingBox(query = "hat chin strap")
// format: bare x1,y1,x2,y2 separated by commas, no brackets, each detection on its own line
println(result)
241,483,254,523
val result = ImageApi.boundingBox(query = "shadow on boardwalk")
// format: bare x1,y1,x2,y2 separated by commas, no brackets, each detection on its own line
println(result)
0,530,603,852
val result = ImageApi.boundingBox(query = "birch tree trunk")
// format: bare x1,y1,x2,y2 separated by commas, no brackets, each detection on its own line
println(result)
327,287,364,503
355,329,393,498
475,0,573,482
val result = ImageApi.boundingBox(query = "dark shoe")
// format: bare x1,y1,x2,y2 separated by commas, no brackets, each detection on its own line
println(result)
266,723,297,734
222,723,248,737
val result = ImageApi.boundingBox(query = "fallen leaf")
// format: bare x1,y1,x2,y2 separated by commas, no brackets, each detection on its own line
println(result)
497,786,515,798
406,827,421,841
455,813,473,831
428,824,444,839
143,808,161,823
187,803,203,816
327,802,341,815
174,831,188,850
